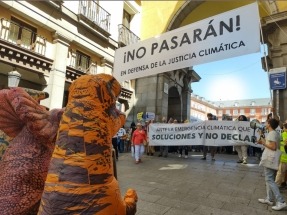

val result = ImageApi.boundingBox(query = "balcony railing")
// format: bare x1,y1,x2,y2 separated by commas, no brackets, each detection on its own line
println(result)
66,50,97,82
78,0,110,33
0,18,46,55
118,24,140,46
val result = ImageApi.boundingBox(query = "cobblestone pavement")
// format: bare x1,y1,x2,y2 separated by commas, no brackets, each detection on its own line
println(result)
117,151,287,215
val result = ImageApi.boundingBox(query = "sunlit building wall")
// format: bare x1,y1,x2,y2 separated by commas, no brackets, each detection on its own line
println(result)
190,94,272,122
0,0,141,113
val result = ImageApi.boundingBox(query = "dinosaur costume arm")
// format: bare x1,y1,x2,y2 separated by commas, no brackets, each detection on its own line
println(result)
8,88,62,140
0,88,25,137
0,88,63,215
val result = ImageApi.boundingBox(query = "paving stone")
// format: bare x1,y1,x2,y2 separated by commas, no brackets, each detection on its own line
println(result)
137,200,171,214
117,152,287,214
194,205,244,215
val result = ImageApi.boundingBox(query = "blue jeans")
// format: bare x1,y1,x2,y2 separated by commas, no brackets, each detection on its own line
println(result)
118,139,125,153
264,167,285,203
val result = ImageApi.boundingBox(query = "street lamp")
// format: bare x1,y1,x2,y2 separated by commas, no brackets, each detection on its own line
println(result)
8,69,21,87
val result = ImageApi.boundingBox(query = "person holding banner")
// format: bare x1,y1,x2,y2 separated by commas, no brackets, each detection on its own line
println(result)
257,118,287,211
132,123,147,164
158,117,169,158
145,120,155,156
178,119,189,159
201,113,217,161
234,115,249,164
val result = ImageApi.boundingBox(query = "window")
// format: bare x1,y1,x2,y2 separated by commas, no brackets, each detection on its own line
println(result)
123,9,131,29
76,51,90,71
9,17,37,49
218,110,223,116
233,109,238,116
251,101,255,106
225,110,230,115
240,109,245,115
262,108,268,115
250,109,256,116
234,102,238,107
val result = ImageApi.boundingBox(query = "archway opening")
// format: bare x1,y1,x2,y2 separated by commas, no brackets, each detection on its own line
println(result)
168,86,181,122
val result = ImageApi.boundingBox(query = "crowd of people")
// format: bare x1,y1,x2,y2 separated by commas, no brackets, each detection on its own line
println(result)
112,112,287,211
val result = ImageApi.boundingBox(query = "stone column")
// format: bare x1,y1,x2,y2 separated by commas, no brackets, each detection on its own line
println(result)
41,32,71,109
100,57,113,75
262,12,287,121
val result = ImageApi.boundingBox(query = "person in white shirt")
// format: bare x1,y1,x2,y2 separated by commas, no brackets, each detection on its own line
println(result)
117,126,126,153
257,118,287,211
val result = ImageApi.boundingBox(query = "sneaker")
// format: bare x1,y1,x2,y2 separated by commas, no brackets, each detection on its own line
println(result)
272,202,287,211
237,160,243,163
178,154,182,158
258,198,274,206
201,157,206,160
242,160,247,164
184,155,188,159
135,161,139,164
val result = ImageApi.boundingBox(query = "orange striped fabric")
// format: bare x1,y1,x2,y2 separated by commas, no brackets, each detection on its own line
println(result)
39,74,137,215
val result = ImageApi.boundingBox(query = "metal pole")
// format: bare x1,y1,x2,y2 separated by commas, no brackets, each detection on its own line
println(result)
276,90,280,121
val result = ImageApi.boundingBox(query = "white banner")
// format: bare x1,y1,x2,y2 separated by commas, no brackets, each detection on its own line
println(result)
114,3,260,82
149,121,265,148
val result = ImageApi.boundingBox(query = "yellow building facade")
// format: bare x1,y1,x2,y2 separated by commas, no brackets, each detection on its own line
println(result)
0,1,141,111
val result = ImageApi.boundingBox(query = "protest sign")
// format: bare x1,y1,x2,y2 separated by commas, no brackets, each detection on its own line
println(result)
114,3,260,82
149,121,264,148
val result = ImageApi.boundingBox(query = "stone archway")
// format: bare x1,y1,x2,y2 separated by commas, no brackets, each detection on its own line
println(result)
165,0,280,120
167,1,204,31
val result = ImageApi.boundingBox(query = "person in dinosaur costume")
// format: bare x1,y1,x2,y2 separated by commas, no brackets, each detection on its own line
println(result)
0,87,64,215
38,74,138,215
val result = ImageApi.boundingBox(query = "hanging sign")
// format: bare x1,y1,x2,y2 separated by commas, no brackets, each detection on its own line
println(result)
269,67,286,90
114,3,260,82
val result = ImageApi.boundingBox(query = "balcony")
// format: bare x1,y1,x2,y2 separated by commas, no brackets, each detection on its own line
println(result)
0,18,46,56
66,51,97,82
118,87,133,111
0,18,52,74
118,24,140,47
78,0,111,35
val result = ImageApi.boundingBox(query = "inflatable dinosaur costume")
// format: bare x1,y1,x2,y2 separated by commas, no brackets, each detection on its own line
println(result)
0,88,48,160
0,129,11,160
0,88,63,214
39,74,137,215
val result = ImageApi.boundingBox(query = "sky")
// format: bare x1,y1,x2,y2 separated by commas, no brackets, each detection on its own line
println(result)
192,45,271,102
